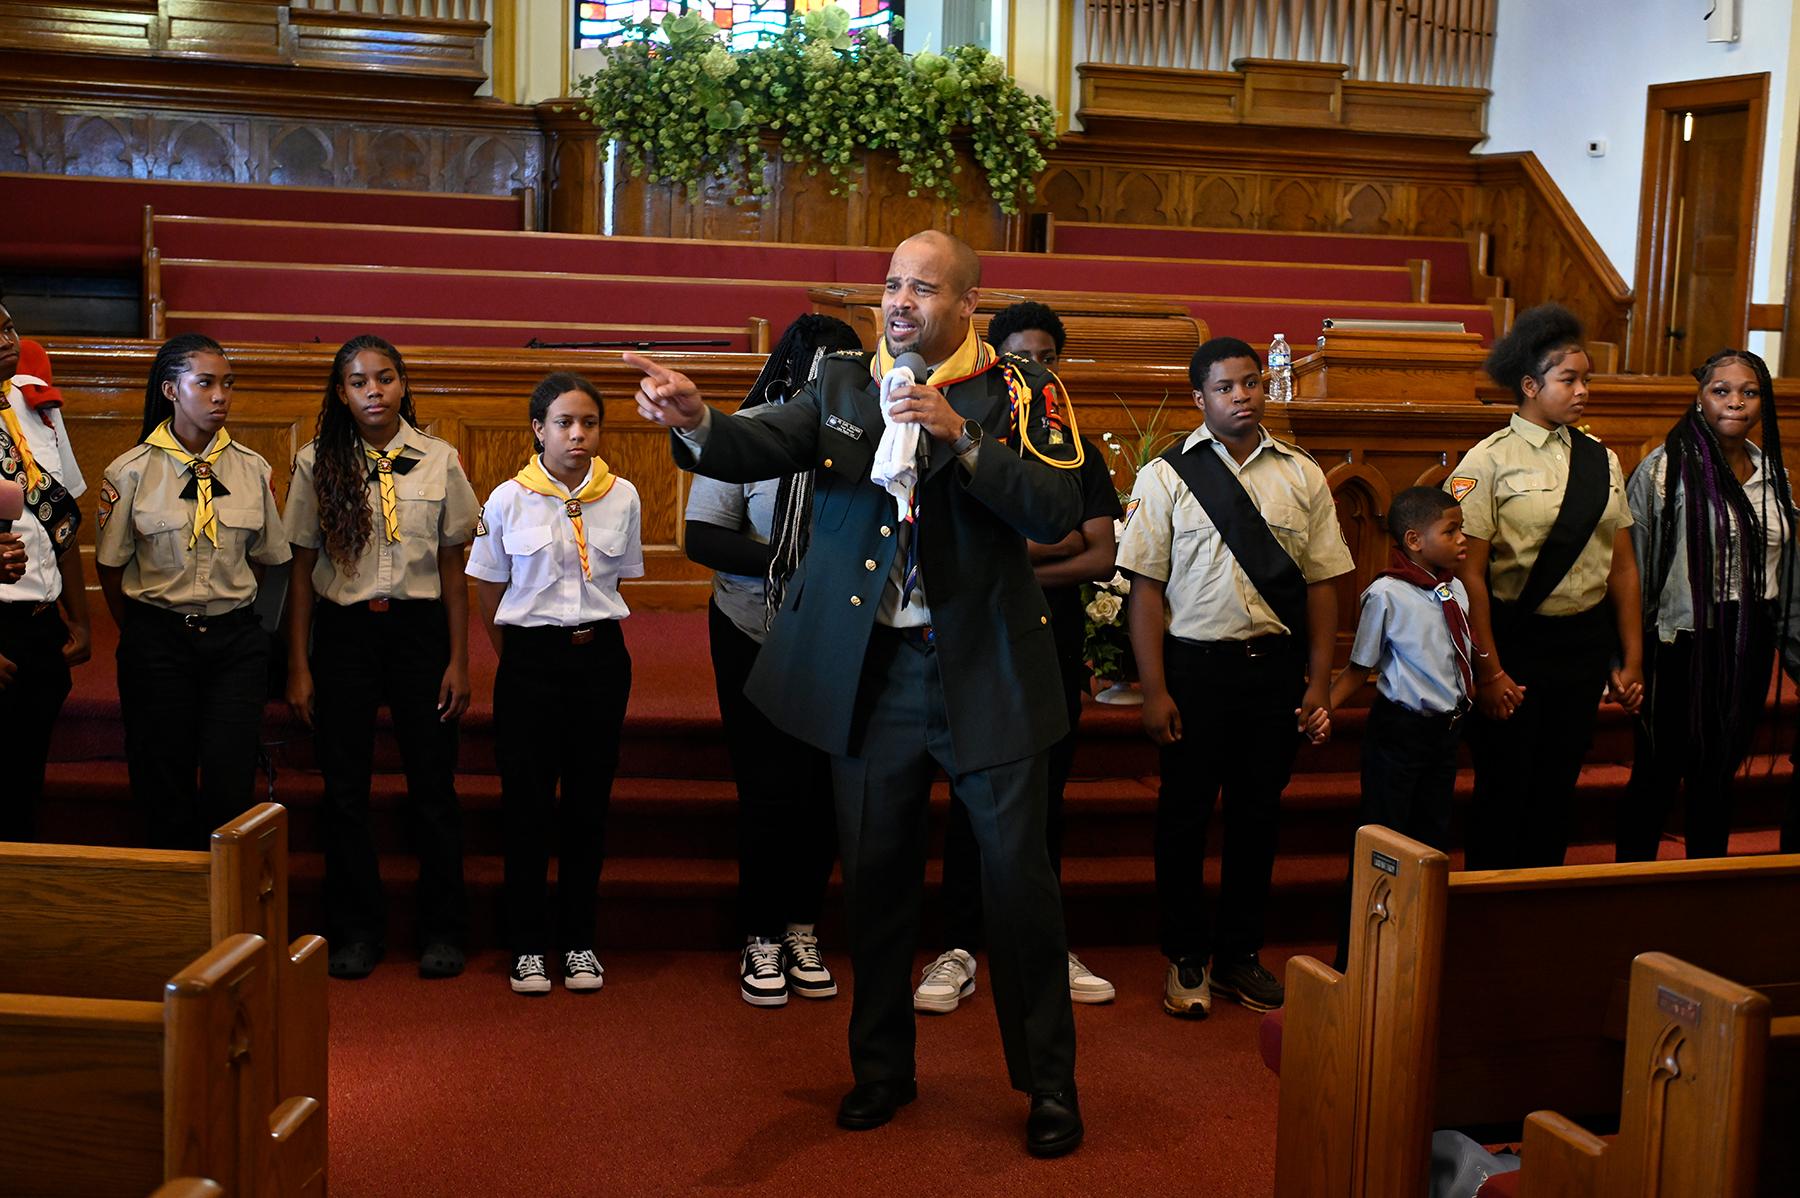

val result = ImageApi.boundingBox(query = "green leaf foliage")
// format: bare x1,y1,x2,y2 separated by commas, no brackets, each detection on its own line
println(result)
569,11,1058,215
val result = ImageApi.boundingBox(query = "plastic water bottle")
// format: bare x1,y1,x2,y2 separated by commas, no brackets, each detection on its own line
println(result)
1267,333,1292,403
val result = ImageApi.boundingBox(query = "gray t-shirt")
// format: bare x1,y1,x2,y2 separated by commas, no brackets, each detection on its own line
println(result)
1349,574,1471,716
685,470,780,643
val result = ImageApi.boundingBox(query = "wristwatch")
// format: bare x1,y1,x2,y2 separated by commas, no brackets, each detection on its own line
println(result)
950,419,984,456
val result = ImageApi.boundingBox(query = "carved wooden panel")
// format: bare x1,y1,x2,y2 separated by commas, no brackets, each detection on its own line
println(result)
0,104,539,195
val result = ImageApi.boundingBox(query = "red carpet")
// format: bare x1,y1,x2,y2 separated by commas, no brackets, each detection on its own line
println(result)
327,944,1318,1197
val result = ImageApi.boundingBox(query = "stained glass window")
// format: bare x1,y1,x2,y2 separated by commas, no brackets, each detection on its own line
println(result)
575,0,895,51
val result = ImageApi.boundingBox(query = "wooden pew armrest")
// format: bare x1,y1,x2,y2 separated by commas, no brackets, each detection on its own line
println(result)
1517,1110,1606,1198
283,935,330,1113
270,1095,326,1198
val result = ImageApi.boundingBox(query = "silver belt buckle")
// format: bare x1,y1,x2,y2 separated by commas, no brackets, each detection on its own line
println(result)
183,613,208,631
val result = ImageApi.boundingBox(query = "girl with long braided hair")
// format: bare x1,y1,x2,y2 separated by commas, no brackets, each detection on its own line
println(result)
95,333,290,848
283,335,481,979
1618,347,1795,860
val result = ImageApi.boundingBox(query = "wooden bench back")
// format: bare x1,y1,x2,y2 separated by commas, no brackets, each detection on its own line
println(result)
1439,856,1800,1130
0,934,282,1198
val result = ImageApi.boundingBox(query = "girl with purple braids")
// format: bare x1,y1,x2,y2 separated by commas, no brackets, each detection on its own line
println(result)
1617,348,1797,860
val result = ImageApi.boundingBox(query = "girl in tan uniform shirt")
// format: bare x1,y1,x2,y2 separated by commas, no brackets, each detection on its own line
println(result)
283,335,481,981
95,333,290,850
1448,305,1643,870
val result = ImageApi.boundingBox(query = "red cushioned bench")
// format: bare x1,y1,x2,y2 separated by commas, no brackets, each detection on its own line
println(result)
149,216,1425,305
1,173,526,273
1044,218,1481,304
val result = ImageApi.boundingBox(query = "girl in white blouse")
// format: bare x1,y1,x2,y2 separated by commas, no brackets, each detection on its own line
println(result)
466,372,643,996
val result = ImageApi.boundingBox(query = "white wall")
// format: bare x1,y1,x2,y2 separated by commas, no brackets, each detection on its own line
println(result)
1484,0,1799,350
904,0,945,54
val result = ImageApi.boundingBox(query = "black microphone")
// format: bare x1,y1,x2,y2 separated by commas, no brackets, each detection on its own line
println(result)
0,477,22,534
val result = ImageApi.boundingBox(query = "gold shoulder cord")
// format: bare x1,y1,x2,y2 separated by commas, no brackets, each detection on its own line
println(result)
1002,362,1084,470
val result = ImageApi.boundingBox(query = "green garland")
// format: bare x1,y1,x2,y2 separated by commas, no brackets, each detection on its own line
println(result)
569,8,1058,215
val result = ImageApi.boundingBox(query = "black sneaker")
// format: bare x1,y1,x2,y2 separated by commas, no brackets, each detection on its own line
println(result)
1210,953,1285,1012
510,953,551,996
740,939,788,1007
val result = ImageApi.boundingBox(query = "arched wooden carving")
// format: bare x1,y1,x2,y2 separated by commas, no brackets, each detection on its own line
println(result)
1327,464,1393,631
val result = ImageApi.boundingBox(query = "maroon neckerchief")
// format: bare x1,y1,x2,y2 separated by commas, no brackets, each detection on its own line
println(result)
1378,547,1475,697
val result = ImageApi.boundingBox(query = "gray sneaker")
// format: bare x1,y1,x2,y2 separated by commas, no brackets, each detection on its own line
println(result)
914,949,977,1013
1068,952,1115,1003
1163,956,1211,1019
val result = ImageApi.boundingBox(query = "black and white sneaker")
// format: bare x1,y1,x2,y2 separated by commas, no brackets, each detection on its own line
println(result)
782,927,838,999
741,938,788,1007
510,953,551,995
563,949,604,992
1210,952,1285,1012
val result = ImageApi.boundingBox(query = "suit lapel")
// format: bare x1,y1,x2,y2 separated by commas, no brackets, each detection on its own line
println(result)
922,370,999,484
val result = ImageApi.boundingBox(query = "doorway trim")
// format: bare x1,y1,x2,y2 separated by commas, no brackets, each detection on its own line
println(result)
1628,72,1768,375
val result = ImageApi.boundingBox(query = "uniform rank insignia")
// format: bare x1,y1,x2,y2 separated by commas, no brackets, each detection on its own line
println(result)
1448,476,1477,502
825,414,864,440
1122,497,1141,528
475,514,488,537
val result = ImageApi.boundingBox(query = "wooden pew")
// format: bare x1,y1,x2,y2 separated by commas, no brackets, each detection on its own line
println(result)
0,933,324,1198
1275,827,1800,1198
1515,953,1800,1198
0,803,329,1146
153,1182,225,1198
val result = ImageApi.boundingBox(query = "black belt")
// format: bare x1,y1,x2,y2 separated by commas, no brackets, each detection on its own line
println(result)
322,598,441,615
126,599,260,633
506,621,611,645
1168,633,1296,659
1381,693,1472,731
0,599,57,621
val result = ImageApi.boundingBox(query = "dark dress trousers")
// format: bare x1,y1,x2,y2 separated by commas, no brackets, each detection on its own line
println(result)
673,351,1085,1094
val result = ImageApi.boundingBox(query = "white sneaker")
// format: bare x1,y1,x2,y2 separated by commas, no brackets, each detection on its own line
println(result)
781,927,837,999
740,938,788,1007
563,949,604,992
510,953,551,995
1068,952,1116,1004
913,948,977,1013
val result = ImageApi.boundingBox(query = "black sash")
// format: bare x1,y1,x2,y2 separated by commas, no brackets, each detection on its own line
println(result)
1160,443,1309,638
1510,429,1610,619
0,419,81,558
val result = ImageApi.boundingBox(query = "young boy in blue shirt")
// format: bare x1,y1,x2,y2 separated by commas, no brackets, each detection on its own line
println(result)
1324,486,1473,968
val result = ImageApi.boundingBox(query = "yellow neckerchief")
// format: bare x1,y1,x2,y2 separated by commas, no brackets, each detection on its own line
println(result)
144,419,232,547
0,381,47,497
362,425,412,544
872,323,1083,469
513,454,616,579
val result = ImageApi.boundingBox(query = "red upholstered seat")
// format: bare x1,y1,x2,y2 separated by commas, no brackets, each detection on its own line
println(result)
1260,1008,1285,1075
1475,1167,1520,1197
0,172,523,273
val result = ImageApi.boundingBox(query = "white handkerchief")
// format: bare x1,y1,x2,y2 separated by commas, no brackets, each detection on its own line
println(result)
871,366,921,515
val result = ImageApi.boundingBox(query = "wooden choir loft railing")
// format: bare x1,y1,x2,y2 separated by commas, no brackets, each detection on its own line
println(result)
1084,0,1496,87
289,0,488,19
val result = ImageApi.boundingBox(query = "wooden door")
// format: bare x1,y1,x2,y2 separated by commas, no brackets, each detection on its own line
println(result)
1667,107,1750,375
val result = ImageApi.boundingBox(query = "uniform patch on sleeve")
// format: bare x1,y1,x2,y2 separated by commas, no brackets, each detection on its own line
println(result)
1122,497,1141,528
97,479,119,529
474,514,489,537
1448,476,1477,502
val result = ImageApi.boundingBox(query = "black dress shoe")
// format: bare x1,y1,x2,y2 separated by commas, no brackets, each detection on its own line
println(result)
328,942,385,980
836,1079,918,1130
1026,1088,1083,1158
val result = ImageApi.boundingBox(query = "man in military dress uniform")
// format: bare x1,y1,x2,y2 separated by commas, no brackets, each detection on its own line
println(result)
628,230,1088,1157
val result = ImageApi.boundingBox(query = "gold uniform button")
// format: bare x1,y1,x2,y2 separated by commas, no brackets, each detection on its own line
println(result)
880,525,892,537
865,559,877,570
1040,616,1048,624
850,595,862,606
823,458,833,468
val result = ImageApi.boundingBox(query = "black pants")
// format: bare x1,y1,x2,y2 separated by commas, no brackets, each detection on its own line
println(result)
118,599,268,850
1618,603,1775,862
1333,693,1461,969
0,602,73,842
941,602,1082,952
1157,634,1305,964
312,599,466,949
1463,603,1613,871
833,626,1075,1094
708,599,836,940
497,620,630,956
